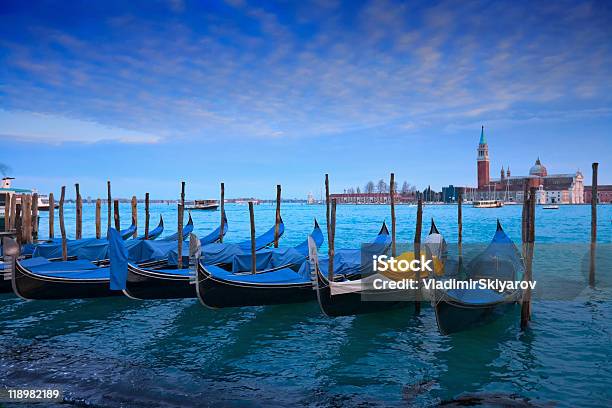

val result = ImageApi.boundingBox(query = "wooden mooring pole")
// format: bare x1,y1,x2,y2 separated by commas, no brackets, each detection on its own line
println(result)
249,201,256,274
95,198,101,239
48,192,54,239
325,174,330,241
114,200,120,231
390,173,396,257
219,183,225,243
329,198,336,282
23,194,32,244
274,184,281,248
590,162,598,287
10,193,17,232
107,180,112,232
59,186,67,260
144,193,150,239
457,191,463,250
414,195,423,313
31,192,39,241
75,183,82,240
131,195,138,238
15,200,22,245
521,187,536,330
177,181,185,269
4,194,10,232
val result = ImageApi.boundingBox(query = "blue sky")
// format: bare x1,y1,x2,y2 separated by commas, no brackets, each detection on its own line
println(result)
1,0,611,199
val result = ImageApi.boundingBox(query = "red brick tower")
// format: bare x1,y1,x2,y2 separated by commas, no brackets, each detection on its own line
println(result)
477,126,489,189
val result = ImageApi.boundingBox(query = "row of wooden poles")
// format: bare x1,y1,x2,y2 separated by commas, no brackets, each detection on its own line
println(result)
3,163,601,322
3,180,284,272
131,181,284,271
324,163,600,330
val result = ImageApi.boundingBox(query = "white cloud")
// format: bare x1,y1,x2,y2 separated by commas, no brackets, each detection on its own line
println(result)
0,110,160,144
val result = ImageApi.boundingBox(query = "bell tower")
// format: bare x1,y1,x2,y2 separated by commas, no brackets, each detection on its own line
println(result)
477,126,489,189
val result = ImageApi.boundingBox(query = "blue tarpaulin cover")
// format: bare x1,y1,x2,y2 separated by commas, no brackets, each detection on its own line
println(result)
109,228,128,290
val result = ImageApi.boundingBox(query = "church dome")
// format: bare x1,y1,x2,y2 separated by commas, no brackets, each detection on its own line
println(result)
529,157,547,176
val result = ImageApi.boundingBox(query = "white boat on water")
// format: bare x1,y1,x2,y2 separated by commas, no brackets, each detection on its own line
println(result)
542,205,559,210
185,199,219,211
473,200,504,208
1,177,58,230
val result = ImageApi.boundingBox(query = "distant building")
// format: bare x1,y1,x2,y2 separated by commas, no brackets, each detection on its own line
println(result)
330,192,417,204
584,185,612,203
466,127,584,204
442,185,466,203
307,192,316,204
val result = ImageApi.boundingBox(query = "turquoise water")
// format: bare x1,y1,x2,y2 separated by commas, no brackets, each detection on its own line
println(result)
1,203,611,407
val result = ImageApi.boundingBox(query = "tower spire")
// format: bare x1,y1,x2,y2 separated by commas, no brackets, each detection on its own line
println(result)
479,125,486,145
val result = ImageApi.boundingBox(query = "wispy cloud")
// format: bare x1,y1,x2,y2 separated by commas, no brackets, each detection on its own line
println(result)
0,0,611,144
0,110,160,144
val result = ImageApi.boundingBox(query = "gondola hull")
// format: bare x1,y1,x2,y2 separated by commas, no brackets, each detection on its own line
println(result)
0,273,11,293
12,261,118,300
434,295,519,335
315,268,409,317
125,264,194,299
196,262,315,308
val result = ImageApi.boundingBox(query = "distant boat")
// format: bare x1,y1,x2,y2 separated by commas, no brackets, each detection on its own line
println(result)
186,199,219,211
542,205,559,210
37,194,59,211
473,200,504,208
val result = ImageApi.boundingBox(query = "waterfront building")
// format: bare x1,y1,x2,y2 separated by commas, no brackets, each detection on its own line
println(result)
584,185,612,203
329,191,417,204
465,128,584,204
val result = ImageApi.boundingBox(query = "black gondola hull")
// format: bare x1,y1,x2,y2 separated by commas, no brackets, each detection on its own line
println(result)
196,263,315,308
13,261,118,300
315,269,410,317
0,273,11,293
125,265,194,299
434,296,518,335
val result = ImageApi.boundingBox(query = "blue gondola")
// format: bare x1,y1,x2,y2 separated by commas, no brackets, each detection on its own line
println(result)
135,215,164,240
118,218,307,300
195,221,389,309
433,220,524,335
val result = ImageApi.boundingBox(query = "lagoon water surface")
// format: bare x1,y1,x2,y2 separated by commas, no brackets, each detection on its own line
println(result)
1,203,611,407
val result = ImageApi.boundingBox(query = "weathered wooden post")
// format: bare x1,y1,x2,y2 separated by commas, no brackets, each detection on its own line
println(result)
590,162,598,287
75,183,82,240
521,187,536,329
48,192,54,239
23,194,32,244
114,200,120,231
249,201,256,274
414,195,423,313
219,183,225,243
107,180,112,232
95,198,101,239
328,198,337,282
274,184,281,248
177,203,184,268
521,181,529,244
131,195,138,238
15,200,23,244
177,181,185,269
144,192,150,240
59,186,67,260
10,193,17,231
325,174,330,241
31,192,39,241
4,194,10,232
390,173,396,257
457,190,463,249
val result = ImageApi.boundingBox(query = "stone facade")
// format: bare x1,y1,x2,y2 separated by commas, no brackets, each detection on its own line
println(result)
465,129,584,204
